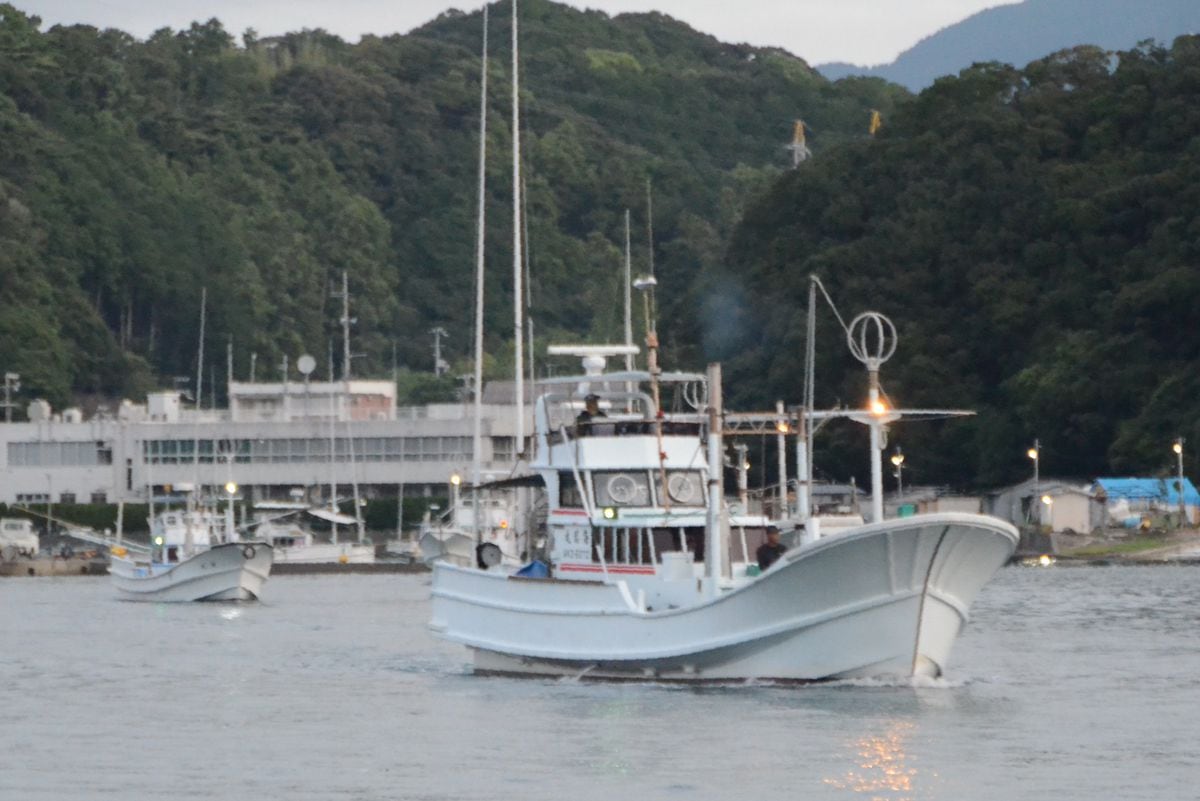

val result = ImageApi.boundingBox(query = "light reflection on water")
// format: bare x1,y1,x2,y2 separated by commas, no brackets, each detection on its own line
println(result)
824,721,919,800
1,567,1199,800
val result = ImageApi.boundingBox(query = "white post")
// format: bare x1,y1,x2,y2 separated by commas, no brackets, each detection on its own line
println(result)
734,443,749,510
795,411,810,521
868,381,884,524
705,363,724,583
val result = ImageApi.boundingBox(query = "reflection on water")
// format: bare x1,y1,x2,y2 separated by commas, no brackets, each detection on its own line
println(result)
824,721,920,800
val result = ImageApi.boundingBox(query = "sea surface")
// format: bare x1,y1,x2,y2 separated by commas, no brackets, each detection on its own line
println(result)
2,564,1198,801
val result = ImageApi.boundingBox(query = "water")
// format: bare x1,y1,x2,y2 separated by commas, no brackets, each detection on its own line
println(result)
2,565,1198,800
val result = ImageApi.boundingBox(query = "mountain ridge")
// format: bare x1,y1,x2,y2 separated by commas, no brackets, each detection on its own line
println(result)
817,0,1200,90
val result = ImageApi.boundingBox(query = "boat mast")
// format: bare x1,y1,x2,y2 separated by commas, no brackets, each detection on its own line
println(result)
511,0,524,453
187,287,206,555
641,179,670,511
471,2,489,539
338,271,365,543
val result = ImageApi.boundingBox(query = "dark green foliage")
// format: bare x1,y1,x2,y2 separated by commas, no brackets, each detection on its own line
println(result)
724,39,1200,486
0,1,894,413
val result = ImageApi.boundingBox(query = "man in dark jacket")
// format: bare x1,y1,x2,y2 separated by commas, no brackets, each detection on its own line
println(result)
756,526,786,571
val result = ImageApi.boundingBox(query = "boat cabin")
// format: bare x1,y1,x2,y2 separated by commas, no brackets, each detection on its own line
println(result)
530,374,774,587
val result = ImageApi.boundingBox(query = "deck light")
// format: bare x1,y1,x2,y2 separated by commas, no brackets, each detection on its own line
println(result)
450,473,462,486
602,507,617,520
1027,448,1039,461
870,399,888,416
224,482,237,495
154,536,163,546
1041,495,1053,505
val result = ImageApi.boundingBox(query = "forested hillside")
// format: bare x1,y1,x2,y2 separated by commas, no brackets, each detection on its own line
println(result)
0,0,899,408
722,39,1200,485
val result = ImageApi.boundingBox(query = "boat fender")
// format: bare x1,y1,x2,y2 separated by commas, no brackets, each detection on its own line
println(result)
242,544,256,560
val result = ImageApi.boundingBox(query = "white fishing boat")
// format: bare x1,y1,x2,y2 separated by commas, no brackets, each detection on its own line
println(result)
429,347,1018,682
110,498,272,602
418,494,523,567
250,502,375,565
429,1,1016,681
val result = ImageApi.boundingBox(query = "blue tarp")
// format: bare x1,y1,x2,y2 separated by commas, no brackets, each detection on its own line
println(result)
1094,477,1200,506
514,560,549,578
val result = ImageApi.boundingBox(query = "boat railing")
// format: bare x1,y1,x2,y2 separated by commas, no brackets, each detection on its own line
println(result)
568,419,703,439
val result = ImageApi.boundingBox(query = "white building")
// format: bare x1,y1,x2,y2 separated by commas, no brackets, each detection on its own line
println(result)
0,382,528,507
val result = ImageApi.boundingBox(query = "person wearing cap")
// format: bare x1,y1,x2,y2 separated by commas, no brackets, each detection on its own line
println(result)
756,525,786,571
576,393,606,425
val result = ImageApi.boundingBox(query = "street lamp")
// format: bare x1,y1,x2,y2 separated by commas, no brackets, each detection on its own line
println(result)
450,472,462,513
1174,437,1186,527
890,448,905,497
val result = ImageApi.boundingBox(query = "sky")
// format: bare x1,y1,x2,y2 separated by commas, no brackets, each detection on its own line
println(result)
15,0,1019,66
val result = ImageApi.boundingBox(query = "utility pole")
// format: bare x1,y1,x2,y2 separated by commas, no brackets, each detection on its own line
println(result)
331,271,356,381
430,327,449,376
3,372,20,423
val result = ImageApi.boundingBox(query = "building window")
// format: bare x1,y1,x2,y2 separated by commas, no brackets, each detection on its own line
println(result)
8,441,112,467
59,493,76,505
91,492,107,504
16,493,49,504
491,437,514,463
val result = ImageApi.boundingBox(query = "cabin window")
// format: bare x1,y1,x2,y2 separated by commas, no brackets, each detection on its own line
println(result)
593,471,652,507
558,473,584,508
649,526,705,562
590,527,657,565
664,471,705,506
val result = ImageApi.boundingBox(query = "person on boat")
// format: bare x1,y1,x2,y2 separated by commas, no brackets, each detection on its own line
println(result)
576,394,606,426
757,526,786,571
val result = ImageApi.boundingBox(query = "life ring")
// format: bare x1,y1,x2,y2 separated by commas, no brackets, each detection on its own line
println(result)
242,544,256,560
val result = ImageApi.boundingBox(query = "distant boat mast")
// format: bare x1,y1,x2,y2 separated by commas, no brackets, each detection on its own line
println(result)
512,0,525,452
472,3,489,501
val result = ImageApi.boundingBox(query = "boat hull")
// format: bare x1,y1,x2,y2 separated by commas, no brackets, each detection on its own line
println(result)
110,542,273,602
429,513,1017,681
272,542,374,565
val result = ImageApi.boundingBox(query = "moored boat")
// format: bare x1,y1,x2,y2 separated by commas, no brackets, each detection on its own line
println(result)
110,500,272,602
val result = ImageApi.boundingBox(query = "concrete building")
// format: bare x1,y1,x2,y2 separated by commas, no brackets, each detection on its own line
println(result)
984,478,1105,533
0,382,529,507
